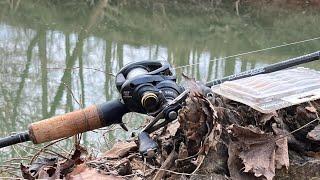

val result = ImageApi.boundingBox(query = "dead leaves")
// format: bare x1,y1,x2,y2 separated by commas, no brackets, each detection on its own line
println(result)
307,124,320,141
103,141,137,159
178,76,218,156
228,125,289,180
20,145,87,180
67,164,123,180
305,106,318,113
203,123,222,155
259,112,278,125
166,121,180,137
17,77,320,180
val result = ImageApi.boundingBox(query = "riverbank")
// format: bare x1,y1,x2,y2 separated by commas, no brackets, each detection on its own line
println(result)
16,84,320,179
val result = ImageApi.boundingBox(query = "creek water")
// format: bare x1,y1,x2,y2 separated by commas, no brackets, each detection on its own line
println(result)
0,1,320,164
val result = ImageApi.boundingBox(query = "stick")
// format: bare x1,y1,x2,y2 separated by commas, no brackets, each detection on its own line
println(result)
29,137,68,164
153,150,178,180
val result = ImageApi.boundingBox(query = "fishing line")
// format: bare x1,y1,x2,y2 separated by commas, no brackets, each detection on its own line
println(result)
173,35,320,70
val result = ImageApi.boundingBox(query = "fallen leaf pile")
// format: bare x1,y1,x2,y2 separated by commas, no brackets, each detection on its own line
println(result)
227,125,289,180
17,80,320,180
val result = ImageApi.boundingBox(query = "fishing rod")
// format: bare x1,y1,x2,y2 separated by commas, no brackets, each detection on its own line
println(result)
206,51,320,86
0,51,319,156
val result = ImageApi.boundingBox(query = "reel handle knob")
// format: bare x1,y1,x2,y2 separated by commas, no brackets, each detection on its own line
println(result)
141,92,159,112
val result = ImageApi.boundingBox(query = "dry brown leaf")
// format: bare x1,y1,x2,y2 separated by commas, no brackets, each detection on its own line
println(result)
20,164,34,180
161,121,181,139
228,124,270,144
167,121,180,137
305,151,320,158
60,147,85,175
227,142,256,180
259,112,277,125
307,124,320,141
178,77,218,156
228,125,289,180
67,165,122,180
239,140,276,180
132,175,144,180
103,141,137,159
29,157,57,176
275,138,289,169
204,123,222,154
68,164,87,176
130,157,148,171
273,127,289,169
38,165,60,179
178,142,189,160
305,106,318,113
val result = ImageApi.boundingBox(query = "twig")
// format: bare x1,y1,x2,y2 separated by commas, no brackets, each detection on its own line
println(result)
29,137,68,164
45,149,69,160
275,118,320,141
175,153,198,163
53,144,73,155
191,155,205,175
3,158,30,163
143,162,207,177
102,127,122,136
19,144,69,160
11,145,23,159
118,172,143,177
0,177,21,179
235,0,240,16
13,144,33,157
63,82,81,107
0,165,18,169
143,157,146,177
114,158,130,168
7,163,20,166
153,150,178,180
62,82,84,146
0,170,21,178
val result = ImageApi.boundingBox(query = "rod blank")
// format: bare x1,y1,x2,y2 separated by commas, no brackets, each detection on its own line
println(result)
206,51,320,87
0,132,30,148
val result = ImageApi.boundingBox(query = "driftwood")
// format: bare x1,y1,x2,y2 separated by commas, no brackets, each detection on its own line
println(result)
18,80,320,179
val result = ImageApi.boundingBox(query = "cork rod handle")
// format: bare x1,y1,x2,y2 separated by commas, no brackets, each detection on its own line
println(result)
28,100,130,144
28,105,103,144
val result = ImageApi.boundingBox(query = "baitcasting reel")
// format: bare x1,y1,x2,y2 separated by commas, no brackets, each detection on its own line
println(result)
115,61,185,157
116,61,184,119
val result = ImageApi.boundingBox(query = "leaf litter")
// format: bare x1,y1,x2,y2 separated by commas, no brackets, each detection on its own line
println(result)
16,79,320,180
